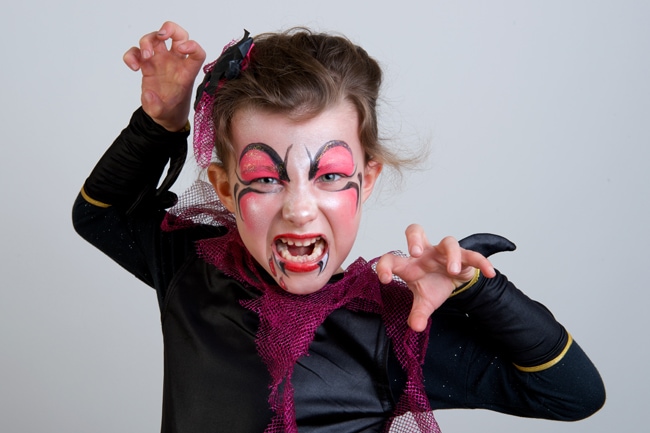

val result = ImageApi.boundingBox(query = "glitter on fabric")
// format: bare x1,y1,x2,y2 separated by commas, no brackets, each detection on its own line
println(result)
162,181,441,432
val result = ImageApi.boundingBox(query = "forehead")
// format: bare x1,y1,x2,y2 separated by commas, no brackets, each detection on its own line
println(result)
229,101,362,159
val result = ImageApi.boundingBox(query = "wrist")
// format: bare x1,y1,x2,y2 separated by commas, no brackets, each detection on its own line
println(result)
161,119,191,133
175,120,191,133
153,117,191,133
140,108,191,135
449,268,481,298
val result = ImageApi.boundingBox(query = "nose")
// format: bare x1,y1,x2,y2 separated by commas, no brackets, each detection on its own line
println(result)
282,189,318,226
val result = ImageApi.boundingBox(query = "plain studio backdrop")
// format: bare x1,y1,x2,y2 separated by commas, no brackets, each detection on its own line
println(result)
2,1,647,431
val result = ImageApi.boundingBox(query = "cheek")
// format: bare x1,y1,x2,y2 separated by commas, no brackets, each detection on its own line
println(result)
321,189,360,226
338,188,359,219
238,194,275,234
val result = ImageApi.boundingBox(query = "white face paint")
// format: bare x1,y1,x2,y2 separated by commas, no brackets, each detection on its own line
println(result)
217,100,381,294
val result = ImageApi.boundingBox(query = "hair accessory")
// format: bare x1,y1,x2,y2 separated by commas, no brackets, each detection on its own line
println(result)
193,30,254,168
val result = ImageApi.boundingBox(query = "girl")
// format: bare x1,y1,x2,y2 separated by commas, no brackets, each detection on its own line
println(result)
73,21,605,433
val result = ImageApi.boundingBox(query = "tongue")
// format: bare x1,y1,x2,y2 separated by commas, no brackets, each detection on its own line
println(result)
288,244,313,257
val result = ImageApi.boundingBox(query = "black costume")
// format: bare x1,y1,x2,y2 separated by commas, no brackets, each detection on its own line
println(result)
72,108,605,432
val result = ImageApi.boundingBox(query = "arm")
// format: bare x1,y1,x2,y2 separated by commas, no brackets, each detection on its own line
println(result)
75,21,205,215
72,22,209,296
378,230,605,420
72,107,191,288
81,20,205,212
425,269,605,420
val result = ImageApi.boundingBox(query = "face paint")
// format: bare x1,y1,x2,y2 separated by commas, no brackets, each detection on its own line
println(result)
309,140,361,219
234,143,291,222
309,140,355,179
222,101,380,295
239,143,287,182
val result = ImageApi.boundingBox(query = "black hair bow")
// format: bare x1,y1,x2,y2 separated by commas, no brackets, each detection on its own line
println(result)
194,30,254,109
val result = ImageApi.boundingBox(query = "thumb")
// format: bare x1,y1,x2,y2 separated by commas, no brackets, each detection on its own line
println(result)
142,89,161,107
141,90,165,120
408,299,431,333
407,284,450,332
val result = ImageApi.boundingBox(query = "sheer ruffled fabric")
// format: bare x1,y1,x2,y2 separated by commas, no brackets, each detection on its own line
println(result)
193,32,254,168
162,181,440,433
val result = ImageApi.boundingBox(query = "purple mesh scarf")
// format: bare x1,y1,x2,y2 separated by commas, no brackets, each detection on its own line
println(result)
162,30,442,432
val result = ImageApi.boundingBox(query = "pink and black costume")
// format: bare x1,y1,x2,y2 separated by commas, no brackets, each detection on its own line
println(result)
72,107,605,432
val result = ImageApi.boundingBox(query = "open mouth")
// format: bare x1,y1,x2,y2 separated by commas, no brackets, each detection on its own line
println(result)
273,235,328,273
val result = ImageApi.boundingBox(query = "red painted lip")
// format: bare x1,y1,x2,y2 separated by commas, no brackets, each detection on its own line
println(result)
272,233,328,274
283,261,320,273
273,233,323,241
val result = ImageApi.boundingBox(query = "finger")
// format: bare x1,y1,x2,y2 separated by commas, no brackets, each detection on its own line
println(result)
438,236,462,275
123,46,142,71
462,249,496,278
176,39,207,69
156,22,206,70
138,30,162,60
376,253,416,284
375,253,397,284
405,224,428,257
157,21,190,52
157,21,189,40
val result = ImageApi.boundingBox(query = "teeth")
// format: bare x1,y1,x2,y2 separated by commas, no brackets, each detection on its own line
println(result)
276,237,326,263
281,237,318,247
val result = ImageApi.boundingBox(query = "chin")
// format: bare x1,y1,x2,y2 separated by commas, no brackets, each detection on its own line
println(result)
275,271,331,295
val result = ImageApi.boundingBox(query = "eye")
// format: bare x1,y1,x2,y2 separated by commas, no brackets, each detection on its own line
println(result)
254,177,279,185
317,173,343,183
247,176,283,193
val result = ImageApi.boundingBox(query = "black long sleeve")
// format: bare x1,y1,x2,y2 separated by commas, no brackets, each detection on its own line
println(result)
420,273,605,420
445,270,568,369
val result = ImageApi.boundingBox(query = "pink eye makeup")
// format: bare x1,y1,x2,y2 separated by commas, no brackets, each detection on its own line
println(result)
238,143,289,183
309,141,356,180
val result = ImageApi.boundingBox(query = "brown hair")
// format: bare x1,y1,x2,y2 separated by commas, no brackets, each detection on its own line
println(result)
210,28,407,171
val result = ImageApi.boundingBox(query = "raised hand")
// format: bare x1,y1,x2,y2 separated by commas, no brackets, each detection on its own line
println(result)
376,224,496,332
123,21,206,131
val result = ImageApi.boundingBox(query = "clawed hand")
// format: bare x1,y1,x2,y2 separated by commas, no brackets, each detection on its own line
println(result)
123,21,206,131
376,224,496,332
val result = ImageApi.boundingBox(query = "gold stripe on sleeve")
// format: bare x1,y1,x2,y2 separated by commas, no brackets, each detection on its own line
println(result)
80,186,112,208
449,268,481,298
514,333,574,373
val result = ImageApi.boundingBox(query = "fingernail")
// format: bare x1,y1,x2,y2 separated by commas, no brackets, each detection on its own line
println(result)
158,29,167,36
142,49,151,59
411,245,422,256
450,263,461,274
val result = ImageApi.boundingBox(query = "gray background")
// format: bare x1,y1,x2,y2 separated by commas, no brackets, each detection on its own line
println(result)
2,0,647,431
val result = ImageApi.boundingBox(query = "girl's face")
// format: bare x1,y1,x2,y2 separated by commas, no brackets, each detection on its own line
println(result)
208,101,382,294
